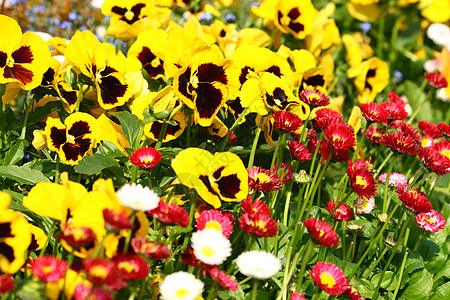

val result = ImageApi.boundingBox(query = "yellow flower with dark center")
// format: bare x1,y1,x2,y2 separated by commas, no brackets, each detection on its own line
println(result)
65,30,133,110
274,0,318,39
102,0,172,40
0,15,51,90
348,57,389,104
44,112,99,165
173,46,238,127
0,191,31,274
171,148,248,208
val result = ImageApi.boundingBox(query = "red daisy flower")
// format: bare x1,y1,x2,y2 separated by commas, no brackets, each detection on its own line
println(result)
388,91,407,108
303,218,339,247
380,102,408,121
195,209,234,238
398,188,432,213
380,132,419,155
248,166,283,192
360,102,389,123
0,274,15,294
418,121,443,138
419,146,450,176
425,72,448,88
103,209,133,231
290,293,307,300
288,140,312,161
83,258,121,287
415,209,446,233
312,108,344,131
74,284,112,300
324,122,356,151
149,200,190,227
307,128,317,140
129,147,162,169
31,255,67,283
434,140,450,160
240,197,271,216
364,125,385,144
273,110,303,133
209,267,238,291
112,253,150,280
437,122,450,138
378,172,407,187
299,89,330,107
131,237,171,260
272,162,294,183
345,286,364,300
346,159,377,198
391,120,422,144
310,261,349,296
325,201,354,222
318,139,351,163
57,224,97,249
421,135,435,148
238,212,278,237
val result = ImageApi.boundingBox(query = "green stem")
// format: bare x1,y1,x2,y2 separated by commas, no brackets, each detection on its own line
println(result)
383,154,398,214
20,91,33,140
75,83,83,113
39,219,57,257
123,213,136,254
407,79,429,125
412,230,426,252
278,250,301,300
296,240,315,292
220,107,249,151
374,152,393,178
247,117,264,169
155,121,168,149
54,155,60,184
251,278,259,300
376,10,386,59
362,246,389,279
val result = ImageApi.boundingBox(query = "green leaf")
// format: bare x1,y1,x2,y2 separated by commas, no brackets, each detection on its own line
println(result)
401,269,433,299
27,100,62,124
405,251,424,274
2,139,27,166
434,259,450,281
74,153,120,175
350,277,374,298
0,165,50,185
430,281,450,300
113,111,143,148
371,271,398,291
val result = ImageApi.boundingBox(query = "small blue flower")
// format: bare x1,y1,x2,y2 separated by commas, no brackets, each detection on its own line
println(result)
24,153,31,160
68,12,79,21
79,25,88,31
198,12,212,22
60,20,72,30
9,0,18,5
225,13,236,22
50,17,60,26
394,70,403,80
33,4,45,14
359,22,372,33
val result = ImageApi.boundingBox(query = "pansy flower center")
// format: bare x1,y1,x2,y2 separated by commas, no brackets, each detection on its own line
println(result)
319,272,336,288
190,75,199,89
6,57,14,68
124,10,134,21
280,15,291,26
151,57,161,68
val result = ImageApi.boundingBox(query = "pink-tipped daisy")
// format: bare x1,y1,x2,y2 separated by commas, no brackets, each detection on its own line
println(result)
31,255,67,283
273,110,303,133
324,122,356,151
378,172,408,187
304,218,339,247
425,72,448,88
346,159,377,198
299,88,330,107
398,188,432,213
195,209,234,238
288,140,312,161
248,166,282,192
354,196,376,214
129,147,162,169
209,267,238,291
325,201,354,222
415,209,446,233
310,261,349,296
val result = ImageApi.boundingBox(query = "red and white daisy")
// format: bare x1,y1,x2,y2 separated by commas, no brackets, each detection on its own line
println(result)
437,122,450,138
149,200,190,227
425,72,448,88
129,147,162,169
325,201,354,222
273,110,303,133
378,172,408,187
380,102,408,121
112,253,150,280
380,132,419,155
288,140,312,161
354,196,375,214
419,146,450,176
304,218,339,247
346,159,377,198
131,237,171,260
415,209,446,233
434,140,450,160
248,166,282,193
57,224,97,249
418,121,443,138
31,255,67,283
74,284,112,300
209,267,238,291
196,209,234,238
299,89,330,107
398,188,432,213
310,261,349,296
421,135,435,148
324,122,356,151
360,102,389,123
239,212,278,237
312,108,344,131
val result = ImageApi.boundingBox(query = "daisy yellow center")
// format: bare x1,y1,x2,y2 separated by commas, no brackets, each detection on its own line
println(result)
332,136,343,143
89,266,108,279
6,57,14,68
441,149,450,159
308,94,320,101
42,265,54,274
319,273,336,288
421,137,431,147
205,221,222,232
318,229,325,238
423,216,435,224
355,176,367,188
254,173,271,184
396,140,407,147
201,245,215,257
176,289,189,297
142,157,154,164
118,261,137,273
251,220,267,230
124,10,134,21
409,191,418,198
373,132,382,138
284,120,292,127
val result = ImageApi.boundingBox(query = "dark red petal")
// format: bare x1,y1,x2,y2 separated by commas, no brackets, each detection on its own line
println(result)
49,127,67,149
0,51,7,67
196,83,223,119
216,174,241,198
4,65,34,85
138,47,165,79
288,7,301,19
239,66,254,85
264,65,282,77
197,63,228,85
61,138,92,162
57,84,78,105
289,22,304,34
12,46,33,64
99,75,128,105
177,67,192,100
68,120,91,137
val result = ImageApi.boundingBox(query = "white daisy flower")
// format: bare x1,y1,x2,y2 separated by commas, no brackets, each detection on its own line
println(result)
159,271,204,300
116,183,159,211
191,229,232,265
236,250,281,279
426,23,450,47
